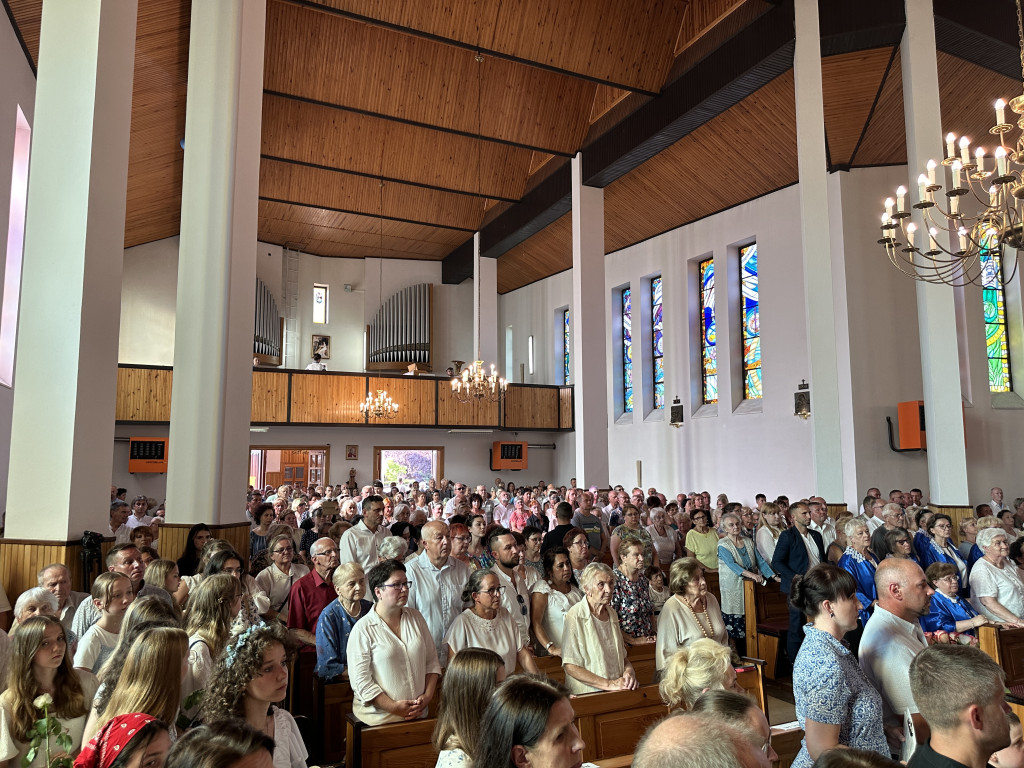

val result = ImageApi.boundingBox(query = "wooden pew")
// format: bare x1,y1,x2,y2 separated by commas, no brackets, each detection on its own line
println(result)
744,578,790,680
978,624,1024,719
345,684,669,768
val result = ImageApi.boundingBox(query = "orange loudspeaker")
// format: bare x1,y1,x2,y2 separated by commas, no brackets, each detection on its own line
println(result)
897,401,926,450
128,437,169,473
491,441,528,471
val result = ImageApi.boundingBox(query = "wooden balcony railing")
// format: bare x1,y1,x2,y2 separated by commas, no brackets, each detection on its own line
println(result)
116,365,573,431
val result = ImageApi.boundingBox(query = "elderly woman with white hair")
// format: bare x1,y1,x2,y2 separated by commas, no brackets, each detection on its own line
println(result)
836,517,880,627
377,535,410,562
969,526,1024,625
9,587,79,653
559,563,638,694
717,512,778,655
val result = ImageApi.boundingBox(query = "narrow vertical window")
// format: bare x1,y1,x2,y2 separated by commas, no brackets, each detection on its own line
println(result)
981,234,1012,392
528,335,535,375
1,106,31,388
563,308,570,384
623,287,633,413
740,243,761,399
313,283,328,324
651,276,664,409
699,258,717,404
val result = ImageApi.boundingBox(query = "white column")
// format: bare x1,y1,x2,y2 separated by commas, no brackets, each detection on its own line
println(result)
571,153,610,487
901,0,969,505
5,1,137,539
166,0,266,524
473,232,498,363
794,0,846,502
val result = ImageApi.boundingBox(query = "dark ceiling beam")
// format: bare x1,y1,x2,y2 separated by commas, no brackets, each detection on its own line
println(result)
934,0,1020,80
261,154,520,204
265,90,574,158
259,197,476,233
817,0,904,56
274,0,660,97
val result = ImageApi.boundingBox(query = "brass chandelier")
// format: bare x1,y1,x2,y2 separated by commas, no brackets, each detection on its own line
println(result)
878,0,1024,286
360,389,398,419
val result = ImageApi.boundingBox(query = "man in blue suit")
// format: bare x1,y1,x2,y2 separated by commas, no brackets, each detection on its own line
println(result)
771,501,827,665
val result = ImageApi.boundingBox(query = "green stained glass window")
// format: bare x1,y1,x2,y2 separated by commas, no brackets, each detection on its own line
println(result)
980,235,1012,393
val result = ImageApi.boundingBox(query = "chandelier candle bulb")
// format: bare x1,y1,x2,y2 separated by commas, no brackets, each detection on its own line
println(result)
918,174,930,201
950,194,959,215
885,197,895,217
928,227,939,252
947,133,957,159
960,136,971,165
996,146,1008,177
927,159,937,185
906,222,917,248
990,185,999,206
952,161,962,189
996,98,1007,126
897,185,907,212
976,147,986,174
958,227,968,252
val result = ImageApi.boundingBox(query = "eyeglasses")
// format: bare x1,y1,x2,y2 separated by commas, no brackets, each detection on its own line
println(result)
315,548,339,557
477,586,506,596
380,580,413,591
571,540,588,548
272,547,294,555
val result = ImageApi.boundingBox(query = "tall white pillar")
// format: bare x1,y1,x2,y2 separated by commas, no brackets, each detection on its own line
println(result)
793,0,846,503
166,1,266,524
571,154,610,487
901,0,969,505
5,1,137,539
474,232,498,363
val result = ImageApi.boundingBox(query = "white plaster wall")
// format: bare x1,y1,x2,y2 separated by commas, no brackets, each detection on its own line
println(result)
291,253,365,370
0,13,37,524
498,270,572,385
113,422,560,518
119,237,179,365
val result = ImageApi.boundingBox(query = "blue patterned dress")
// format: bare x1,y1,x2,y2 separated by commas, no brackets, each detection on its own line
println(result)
792,625,889,767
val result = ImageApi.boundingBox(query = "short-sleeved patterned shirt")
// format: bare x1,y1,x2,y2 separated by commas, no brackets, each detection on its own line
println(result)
792,624,889,768
610,568,654,638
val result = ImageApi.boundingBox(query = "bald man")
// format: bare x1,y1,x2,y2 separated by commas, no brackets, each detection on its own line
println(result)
633,711,770,768
287,536,340,647
406,521,470,667
859,557,934,753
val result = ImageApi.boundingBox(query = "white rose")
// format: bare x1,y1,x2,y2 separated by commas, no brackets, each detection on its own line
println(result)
33,693,53,710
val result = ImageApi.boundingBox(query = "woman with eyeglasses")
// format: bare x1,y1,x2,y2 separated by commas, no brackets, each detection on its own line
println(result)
444,569,538,676
347,559,440,725
919,513,968,591
921,562,990,635
969,528,1024,626
562,527,591,583
255,533,310,625
684,510,720,572
883,528,920,565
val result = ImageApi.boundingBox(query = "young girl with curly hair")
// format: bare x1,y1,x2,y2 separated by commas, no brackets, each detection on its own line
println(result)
0,616,97,767
201,622,307,768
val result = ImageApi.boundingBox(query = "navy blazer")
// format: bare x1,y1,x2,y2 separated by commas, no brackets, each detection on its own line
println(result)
771,526,827,594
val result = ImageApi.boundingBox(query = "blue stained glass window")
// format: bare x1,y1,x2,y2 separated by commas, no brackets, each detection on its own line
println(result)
652,276,664,409
740,243,761,399
563,309,571,384
980,234,1012,392
699,259,717,404
623,288,633,413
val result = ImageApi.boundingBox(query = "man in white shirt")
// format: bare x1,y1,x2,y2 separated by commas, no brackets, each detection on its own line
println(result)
108,502,132,544
337,495,387,574
858,487,881,514
859,558,933,753
442,482,467,518
405,521,470,667
305,353,326,371
38,563,88,635
124,495,152,529
807,500,837,549
487,527,537,647
492,490,512,528
989,487,1009,514
863,497,886,533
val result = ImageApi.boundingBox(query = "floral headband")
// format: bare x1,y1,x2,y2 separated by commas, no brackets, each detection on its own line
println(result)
225,621,268,668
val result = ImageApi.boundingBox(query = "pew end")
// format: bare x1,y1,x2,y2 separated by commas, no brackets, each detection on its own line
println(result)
744,578,789,680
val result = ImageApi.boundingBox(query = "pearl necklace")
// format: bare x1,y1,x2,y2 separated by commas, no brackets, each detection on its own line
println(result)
681,595,711,639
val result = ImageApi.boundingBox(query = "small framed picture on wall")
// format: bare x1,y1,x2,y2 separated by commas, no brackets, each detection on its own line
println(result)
345,444,358,461
312,334,331,359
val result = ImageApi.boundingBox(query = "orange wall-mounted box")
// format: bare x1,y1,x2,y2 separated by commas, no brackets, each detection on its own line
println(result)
128,437,169,473
491,441,528,471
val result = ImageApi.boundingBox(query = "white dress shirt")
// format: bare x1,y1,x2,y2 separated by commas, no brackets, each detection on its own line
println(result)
405,553,471,666
338,520,387,573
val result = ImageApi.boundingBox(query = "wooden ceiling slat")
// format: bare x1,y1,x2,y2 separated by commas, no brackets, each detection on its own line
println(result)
265,1,596,157
5,0,40,65
675,0,746,55
497,212,573,294
292,0,685,94
259,158,485,232
261,94,533,202
821,47,895,167
848,49,906,167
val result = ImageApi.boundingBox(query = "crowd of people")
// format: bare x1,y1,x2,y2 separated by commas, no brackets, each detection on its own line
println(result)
0,479,1021,768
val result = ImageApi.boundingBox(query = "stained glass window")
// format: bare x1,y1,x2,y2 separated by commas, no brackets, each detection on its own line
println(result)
563,309,570,384
651,276,664,409
313,283,328,324
740,243,761,399
980,234,1012,392
623,287,633,413
699,258,717,404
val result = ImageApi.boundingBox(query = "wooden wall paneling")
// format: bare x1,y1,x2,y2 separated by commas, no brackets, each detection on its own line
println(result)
116,367,173,422
251,371,289,422
215,522,254,568
257,200,460,261
559,386,574,429
367,377,436,426
290,373,367,423
436,380,500,427
0,540,86,599
158,524,192,570
503,386,559,429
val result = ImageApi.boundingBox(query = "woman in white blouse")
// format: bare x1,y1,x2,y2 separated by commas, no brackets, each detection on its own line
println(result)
969,527,1024,626
560,563,638,695
755,502,785,563
445,570,539,675
530,547,583,657
255,533,309,624
347,559,441,725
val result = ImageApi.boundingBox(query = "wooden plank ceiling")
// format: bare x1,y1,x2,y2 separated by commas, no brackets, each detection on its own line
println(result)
5,1,1018,292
